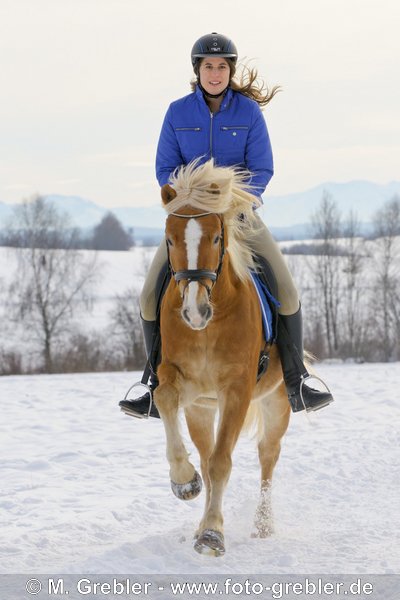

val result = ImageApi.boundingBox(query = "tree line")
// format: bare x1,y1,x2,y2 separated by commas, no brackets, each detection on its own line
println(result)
0,192,399,375
1,196,134,251
0,196,145,374
291,192,400,362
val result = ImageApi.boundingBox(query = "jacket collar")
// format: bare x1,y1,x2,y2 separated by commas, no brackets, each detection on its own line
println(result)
195,85,234,113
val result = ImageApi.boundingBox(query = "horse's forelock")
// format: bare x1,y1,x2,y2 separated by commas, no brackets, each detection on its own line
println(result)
166,159,255,216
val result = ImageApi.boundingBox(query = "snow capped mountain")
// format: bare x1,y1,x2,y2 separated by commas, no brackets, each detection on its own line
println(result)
0,194,106,229
262,180,400,227
42,194,107,225
1,181,399,233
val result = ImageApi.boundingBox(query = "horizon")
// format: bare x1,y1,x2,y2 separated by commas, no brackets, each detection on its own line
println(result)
1,179,400,232
1,176,400,210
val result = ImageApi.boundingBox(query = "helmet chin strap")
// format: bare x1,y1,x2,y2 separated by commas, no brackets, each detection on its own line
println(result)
198,81,229,100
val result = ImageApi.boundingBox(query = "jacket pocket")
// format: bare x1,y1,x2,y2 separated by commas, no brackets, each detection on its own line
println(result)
220,126,249,141
175,127,202,131
219,126,249,161
220,126,249,132
175,127,206,162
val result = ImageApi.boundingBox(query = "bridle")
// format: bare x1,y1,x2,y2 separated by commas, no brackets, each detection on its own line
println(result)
166,211,225,299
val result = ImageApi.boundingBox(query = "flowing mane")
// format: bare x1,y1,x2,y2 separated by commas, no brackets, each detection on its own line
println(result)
166,159,261,280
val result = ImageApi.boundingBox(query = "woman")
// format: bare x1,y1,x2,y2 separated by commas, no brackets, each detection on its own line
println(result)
122,32,333,418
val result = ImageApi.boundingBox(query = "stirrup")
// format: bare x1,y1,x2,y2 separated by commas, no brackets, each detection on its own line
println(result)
119,382,153,419
299,374,333,412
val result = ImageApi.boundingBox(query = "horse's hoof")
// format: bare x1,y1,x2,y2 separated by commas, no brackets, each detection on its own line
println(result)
194,529,225,556
171,470,202,501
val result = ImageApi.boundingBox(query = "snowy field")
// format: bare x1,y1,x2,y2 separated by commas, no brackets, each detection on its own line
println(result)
0,245,152,335
1,362,399,576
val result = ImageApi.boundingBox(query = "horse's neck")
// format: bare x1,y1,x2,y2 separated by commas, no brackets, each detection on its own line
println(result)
213,253,243,301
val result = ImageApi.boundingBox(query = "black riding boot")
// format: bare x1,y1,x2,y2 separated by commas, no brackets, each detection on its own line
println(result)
277,307,334,412
119,317,161,419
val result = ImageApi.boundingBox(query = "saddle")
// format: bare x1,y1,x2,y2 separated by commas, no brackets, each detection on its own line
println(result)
251,256,280,380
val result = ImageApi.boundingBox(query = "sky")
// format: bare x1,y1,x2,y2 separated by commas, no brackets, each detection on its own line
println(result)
1,0,399,209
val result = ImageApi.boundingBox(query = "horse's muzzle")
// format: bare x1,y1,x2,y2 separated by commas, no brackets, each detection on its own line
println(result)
181,302,213,330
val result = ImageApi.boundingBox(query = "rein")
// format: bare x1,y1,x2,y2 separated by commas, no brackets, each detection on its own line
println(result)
166,212,225,298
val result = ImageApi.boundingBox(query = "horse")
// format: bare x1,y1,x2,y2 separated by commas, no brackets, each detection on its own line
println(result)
154,159,291,556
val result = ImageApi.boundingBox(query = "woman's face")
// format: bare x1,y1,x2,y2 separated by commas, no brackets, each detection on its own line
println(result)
198,57,230,95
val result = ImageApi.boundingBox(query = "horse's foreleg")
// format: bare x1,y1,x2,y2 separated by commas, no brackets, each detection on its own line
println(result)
184,403,217,534
254,383,290,538
194,384,251,556
155,380,201,500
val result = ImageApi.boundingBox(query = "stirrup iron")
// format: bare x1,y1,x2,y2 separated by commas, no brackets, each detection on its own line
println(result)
299,374,333,413
119,382,154,419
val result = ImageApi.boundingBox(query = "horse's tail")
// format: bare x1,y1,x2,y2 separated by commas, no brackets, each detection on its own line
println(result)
242,353,315,440
242,399,265,442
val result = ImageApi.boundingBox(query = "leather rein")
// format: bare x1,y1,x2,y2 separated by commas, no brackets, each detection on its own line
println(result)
166,211,225,299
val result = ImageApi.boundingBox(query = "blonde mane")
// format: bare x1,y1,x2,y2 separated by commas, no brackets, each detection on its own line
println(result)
165,159,261,280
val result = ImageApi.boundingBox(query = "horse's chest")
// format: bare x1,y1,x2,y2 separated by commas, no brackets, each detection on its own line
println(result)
176,335,215,369
169,329,218,378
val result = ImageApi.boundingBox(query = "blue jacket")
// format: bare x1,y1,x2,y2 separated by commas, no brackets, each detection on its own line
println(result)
155,86,274,199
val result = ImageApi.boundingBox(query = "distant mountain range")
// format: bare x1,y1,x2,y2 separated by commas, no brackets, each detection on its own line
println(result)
1,180,399,242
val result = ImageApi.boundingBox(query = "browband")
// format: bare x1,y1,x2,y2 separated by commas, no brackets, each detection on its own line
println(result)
169,211,213,219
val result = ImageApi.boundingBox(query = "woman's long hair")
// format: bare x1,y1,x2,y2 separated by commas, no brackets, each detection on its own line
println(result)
191,58,281,108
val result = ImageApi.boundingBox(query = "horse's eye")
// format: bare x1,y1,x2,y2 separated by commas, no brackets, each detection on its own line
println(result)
213,235,220,244
166,238,173,247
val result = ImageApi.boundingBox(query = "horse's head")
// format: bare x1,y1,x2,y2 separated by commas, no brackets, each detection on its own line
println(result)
162,184,225,330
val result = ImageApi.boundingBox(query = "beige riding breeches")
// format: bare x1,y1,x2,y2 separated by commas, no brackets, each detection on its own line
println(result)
139,214,299,320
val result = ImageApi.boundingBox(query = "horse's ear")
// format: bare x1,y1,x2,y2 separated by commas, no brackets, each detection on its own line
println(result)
161,184,177,205
209,183,220,195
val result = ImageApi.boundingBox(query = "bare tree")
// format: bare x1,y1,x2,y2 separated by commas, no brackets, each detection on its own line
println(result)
7,195,99,372
341,210,368,359
109,287,146,369
370,196,400,361
311,192,342,356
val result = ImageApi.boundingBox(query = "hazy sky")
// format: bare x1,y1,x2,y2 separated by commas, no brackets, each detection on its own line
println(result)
1,0,399,208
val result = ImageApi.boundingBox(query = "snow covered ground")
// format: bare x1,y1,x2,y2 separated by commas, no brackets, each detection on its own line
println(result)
0,245,152,336
1,362,399,576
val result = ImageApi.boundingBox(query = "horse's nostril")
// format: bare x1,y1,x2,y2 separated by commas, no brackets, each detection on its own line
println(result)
182,308,190,321
201,305,212,320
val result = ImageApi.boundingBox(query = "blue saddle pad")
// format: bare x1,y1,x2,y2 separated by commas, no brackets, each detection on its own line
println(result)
250,271,280,343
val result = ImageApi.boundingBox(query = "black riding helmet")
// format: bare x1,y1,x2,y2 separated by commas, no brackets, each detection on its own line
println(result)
191,32,238,67
191,33,238,99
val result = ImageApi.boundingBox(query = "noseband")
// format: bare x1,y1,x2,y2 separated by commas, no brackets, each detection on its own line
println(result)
166,212,225,298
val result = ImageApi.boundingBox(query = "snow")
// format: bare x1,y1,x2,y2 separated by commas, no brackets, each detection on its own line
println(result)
1,363,399,575
0,246,152,333
0,246,154,365
0,243,399,580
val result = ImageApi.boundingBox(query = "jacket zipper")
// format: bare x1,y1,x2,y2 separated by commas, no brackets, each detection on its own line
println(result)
210,113,214,157
221,126,249,131
175,127,201,131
